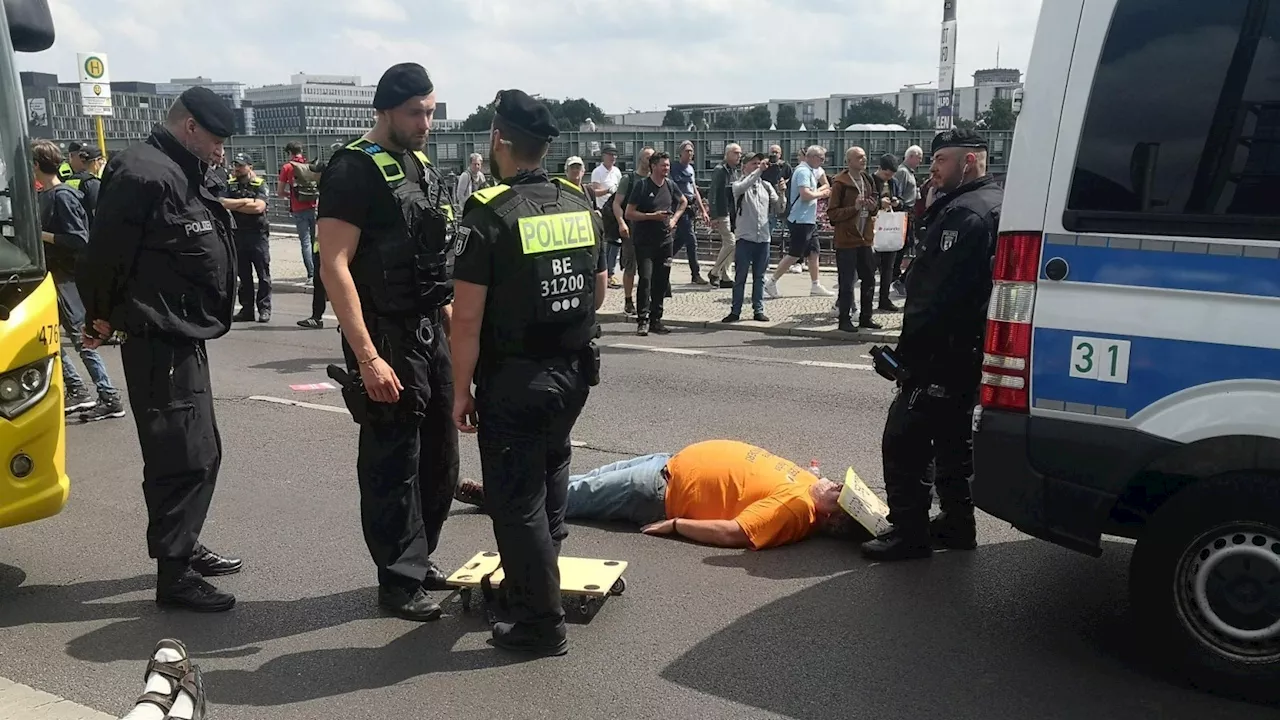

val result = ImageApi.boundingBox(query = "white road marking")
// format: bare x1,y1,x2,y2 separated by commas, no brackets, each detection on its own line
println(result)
0,676,115,719
247,396,588,448
601,342,871,371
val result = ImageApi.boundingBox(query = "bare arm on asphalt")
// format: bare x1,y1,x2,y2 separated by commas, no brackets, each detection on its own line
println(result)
643,518,750,548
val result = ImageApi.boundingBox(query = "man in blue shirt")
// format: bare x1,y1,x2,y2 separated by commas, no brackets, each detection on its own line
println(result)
669,141,709,286
765,145,834,298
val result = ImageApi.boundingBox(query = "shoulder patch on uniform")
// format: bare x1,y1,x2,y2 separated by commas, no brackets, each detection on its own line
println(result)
453,225,472,256
941,230,959,252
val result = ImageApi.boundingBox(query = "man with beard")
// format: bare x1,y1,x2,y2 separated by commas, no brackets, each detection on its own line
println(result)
316,63,460,620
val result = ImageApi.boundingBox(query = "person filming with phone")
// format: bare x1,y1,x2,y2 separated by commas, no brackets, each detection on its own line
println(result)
624,150,686,336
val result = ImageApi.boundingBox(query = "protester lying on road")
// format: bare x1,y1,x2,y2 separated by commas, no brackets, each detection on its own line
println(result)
455,439,849,549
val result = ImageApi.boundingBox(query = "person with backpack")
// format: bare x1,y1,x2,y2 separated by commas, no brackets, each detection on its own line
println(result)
604,146,654,317
31,139,125,422
277,141,320,283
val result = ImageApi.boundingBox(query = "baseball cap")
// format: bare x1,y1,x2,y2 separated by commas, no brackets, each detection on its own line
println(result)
601,144,618,156
233,153,251,166
565,156,584,168
79,146,103,160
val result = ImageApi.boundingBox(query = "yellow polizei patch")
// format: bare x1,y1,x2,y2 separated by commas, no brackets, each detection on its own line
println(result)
517,211,595,255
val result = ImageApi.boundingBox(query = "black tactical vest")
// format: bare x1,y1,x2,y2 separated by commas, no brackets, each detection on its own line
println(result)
345,138,456,317
465,175,599,360
224,176,269,235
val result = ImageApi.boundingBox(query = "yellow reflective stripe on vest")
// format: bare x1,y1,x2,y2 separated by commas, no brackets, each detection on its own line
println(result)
553,177,584,194
469,184,511,205
58,162,72,179
249,177,264,186
517,211,595,255
66,178,82,190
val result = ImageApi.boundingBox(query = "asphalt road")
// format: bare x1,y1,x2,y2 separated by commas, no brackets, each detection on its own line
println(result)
0,293,1273,720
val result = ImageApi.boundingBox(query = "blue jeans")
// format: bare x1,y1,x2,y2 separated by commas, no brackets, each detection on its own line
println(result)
565,453,670,525
605,241,622,278
672,213,701,277
53,274,117,399
731,240,771,316
292,208,317,278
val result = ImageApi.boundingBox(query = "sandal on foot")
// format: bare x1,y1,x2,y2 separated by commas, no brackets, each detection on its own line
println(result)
168,666,207,720
131,638,190,714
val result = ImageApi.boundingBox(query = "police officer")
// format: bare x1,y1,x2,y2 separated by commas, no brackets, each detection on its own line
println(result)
77,86,243,611
57,140,80,180
223,153,272,323
860,128,1003,562
65,145,105,227
451,89,608,656
316,63,459,622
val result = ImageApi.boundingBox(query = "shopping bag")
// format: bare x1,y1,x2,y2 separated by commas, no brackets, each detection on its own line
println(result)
873,211,907,253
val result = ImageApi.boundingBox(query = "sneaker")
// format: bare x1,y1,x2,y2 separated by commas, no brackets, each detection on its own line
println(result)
649,321,671,335
455,478,486,509
830,302,841,318
257,310,271,323
789,264,803,274
608,276,621,289
752,312,770,322
156,573,236,613
691,275,709,286
891,280,907,297
721,313,741,323
810,283,835,297
64,386,95,414
624,298,636,316
860,317,885,330
81,396,126,422
296,318,324,329
764,278,780,299
707,273,720,287
636,320,649,337
304,276,314,286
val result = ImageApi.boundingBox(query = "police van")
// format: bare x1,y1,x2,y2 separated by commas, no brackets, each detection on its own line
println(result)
972,0,1280,700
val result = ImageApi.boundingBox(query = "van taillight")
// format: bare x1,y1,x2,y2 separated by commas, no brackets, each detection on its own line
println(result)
981,232,1042,413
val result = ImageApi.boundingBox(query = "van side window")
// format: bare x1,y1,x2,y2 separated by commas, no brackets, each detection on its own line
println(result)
1065,1,1280,239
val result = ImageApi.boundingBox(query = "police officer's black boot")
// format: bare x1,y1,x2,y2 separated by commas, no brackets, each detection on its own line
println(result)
378,585,443,622
156,561,236,613
860,525,932,562
929,511,978,550
232,309,255,323
191,544,243,576
492,620,568,657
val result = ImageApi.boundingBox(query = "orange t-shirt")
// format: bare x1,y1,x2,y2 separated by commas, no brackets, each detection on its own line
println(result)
664,440,819,550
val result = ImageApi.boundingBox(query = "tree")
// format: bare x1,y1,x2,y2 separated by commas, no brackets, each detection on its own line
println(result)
461,104,496,132
774,104,800,130
662,108,687,127
978,98,1016,131
742,105,773,130
906,114,934,130
841,98,908,127
813,117,829,130
954,118,978,131
711,112,742,130
689,109,707,129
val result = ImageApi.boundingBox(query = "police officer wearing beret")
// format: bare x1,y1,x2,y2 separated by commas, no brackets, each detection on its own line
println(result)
451,89,607,656
317,63,459,621
223,154,272,323
78,86,243,612
861,128,1003,562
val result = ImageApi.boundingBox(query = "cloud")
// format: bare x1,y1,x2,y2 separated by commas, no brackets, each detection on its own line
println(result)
17,0,1043,119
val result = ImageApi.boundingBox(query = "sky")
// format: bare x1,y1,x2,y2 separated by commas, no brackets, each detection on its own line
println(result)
19,0,1044,118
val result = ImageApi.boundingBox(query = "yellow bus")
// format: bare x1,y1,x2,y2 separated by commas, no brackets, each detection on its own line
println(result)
0,0,63,529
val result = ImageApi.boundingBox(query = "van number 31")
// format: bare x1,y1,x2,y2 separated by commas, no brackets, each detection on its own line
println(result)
1069,336,1131,384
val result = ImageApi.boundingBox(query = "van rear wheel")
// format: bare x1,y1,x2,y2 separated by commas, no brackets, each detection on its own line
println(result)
1130,473,1280,702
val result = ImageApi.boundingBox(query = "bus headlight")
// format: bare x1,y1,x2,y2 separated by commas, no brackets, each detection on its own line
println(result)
0,356,54,420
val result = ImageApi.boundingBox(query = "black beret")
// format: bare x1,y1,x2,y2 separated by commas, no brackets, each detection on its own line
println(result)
180,87,236,138
67,141,84,153
931,128,988,155
374,63,434,110
493,89,559,140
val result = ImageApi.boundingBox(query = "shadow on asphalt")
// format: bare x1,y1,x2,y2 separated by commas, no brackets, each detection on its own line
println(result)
662,540,1274,720
701,537,867,580
249,357,342,375
0,568,524,706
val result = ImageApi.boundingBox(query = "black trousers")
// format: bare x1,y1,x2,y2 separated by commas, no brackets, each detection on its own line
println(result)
476,355,590,626
874,250,896,304
634,242,673,323
881,384,976,533
310,250,327,321
235,232,272,315
341,314,459,592
835,247,877,323
120,335,220,575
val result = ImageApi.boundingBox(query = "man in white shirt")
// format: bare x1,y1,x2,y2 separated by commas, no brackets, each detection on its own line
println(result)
589,145,622,210
454,152,486,208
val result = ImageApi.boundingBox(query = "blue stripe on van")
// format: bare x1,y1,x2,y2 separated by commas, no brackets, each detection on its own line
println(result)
1032,328,1280,418
1038,243,1280,299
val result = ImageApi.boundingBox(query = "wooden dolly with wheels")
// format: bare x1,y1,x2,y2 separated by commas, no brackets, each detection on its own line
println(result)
446,551,628,622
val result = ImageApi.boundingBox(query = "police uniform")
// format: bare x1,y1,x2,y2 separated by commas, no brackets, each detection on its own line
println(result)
453,89,606,655
862,129,1003,562
320,63,459,621
77,86,243,612
65,146,103,228
225,155,273,322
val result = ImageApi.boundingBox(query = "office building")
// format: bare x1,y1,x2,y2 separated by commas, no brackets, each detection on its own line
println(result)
156,77,253,135
21,71,172,141
243,73,448,135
